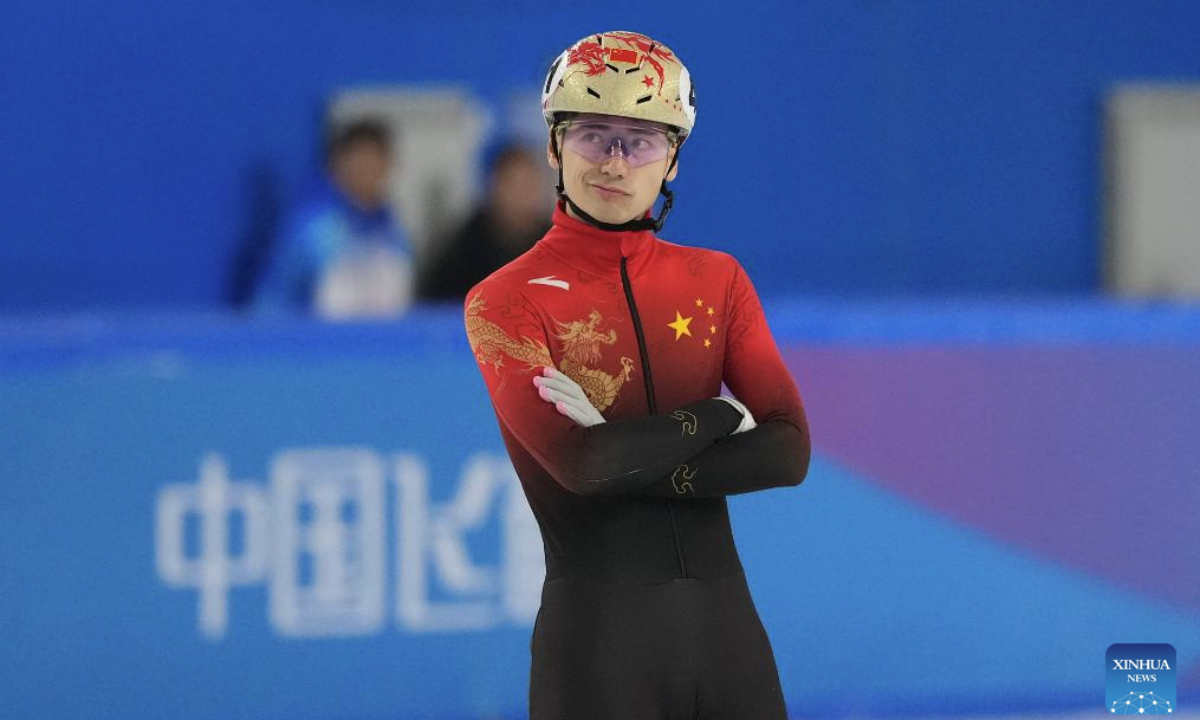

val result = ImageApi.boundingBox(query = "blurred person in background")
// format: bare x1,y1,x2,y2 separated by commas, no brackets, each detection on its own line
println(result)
254,119,415,319
417,141,552,302
465,31,809,720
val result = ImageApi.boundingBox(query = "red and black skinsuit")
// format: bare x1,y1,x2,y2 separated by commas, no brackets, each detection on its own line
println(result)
465,202,810,719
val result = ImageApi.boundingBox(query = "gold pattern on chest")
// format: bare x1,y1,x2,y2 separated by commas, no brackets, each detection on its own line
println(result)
553,309,635,412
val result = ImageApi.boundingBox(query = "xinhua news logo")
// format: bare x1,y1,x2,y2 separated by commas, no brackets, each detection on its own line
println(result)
1107,644,1176,714
155,449,544,640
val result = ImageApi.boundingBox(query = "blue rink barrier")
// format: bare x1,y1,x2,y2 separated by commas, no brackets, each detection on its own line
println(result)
1,300,1198,720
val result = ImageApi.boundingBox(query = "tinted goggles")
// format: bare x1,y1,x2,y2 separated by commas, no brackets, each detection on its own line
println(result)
561,117,677,168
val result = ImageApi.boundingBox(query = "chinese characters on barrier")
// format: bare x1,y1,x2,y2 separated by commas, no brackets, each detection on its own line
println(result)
155,449,543,640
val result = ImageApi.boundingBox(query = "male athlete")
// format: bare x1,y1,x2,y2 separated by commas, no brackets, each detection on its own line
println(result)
465,31,810,720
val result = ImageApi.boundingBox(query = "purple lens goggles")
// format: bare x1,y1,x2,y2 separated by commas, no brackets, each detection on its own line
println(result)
561,117,676,169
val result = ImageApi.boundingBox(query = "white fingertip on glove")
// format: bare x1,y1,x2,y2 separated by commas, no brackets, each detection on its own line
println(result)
714,395,757,434
533,367,606,427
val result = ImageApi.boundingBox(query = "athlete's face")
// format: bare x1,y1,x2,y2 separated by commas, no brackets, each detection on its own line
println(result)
548,114,679,226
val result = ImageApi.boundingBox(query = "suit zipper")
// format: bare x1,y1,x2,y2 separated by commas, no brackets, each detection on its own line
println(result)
620,257,689,579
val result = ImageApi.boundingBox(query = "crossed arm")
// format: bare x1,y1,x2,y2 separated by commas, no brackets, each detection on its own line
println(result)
533,359,809,499
468,261,809,500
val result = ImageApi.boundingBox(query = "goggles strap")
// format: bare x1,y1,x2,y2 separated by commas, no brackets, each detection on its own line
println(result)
550,122,681,234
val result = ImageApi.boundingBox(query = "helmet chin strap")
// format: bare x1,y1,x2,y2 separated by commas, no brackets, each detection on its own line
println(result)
551,130,680,234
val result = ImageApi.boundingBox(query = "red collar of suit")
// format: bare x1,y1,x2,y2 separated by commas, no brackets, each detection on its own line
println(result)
538,201,658,279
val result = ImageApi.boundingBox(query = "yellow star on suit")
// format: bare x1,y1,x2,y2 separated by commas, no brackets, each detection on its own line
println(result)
667,311,693,340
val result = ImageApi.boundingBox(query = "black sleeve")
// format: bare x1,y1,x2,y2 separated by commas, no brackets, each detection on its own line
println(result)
631,418,810,498
529,398,745,496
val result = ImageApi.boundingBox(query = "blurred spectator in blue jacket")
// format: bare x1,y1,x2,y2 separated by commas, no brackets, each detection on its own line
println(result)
417,141,551,301
255,119,414,319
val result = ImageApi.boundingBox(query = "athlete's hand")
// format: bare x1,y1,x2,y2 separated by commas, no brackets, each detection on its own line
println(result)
533,366,606,427
714,395,757,434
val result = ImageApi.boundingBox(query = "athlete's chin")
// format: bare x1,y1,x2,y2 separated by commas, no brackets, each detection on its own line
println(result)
575,199,648,226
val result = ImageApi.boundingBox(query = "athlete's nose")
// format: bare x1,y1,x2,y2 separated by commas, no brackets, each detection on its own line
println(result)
599,151,629,177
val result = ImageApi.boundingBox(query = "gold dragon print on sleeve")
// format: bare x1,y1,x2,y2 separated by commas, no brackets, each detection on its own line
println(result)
466,293,554,392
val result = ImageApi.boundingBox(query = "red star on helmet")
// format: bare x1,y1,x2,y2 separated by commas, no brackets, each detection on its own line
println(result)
642,75,655,88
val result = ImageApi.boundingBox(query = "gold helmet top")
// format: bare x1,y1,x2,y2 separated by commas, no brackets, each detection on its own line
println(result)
542,31,696,141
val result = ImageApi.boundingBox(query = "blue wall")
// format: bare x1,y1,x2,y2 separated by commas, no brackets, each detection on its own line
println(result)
3,1,1200,311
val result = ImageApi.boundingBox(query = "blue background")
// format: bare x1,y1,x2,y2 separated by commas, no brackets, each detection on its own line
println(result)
3,0,1200,310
